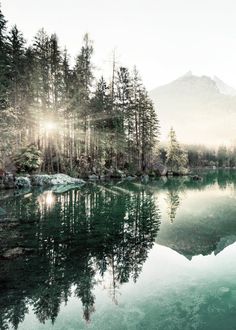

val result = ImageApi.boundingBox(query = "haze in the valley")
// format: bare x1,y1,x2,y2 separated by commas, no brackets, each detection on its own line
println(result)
150,72,236,146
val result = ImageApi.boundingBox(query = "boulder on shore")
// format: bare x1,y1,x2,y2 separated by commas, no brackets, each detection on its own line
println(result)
15,176,31,189
1,174,15,189
50,174,85,185
0,207,6,216
88,174,99,180
31,174,85,187
110,169,126,179
1,173,85,189
154,164,168,176
31,174,52,186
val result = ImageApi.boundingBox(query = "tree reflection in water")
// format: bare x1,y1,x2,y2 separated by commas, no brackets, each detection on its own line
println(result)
166,190,180,223
0,182,160,329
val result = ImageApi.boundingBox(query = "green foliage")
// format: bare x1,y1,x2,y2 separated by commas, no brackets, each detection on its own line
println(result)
13,144,42,173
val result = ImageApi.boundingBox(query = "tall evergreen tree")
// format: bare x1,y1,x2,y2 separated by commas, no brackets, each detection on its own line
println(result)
7,26,26,111
49,33,63,111
33,29,50,110
0,5,9,110
72,33,94,155
166,127,188,173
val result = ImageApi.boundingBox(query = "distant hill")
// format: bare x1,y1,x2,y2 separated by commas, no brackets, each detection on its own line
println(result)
150,72,236,146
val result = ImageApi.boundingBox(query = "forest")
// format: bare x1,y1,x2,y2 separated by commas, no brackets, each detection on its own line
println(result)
0,5,160,177
0,4,236,178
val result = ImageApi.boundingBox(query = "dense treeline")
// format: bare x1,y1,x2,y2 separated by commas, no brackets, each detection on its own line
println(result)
0,6,159,175
187,145,236,168
159,143,236,169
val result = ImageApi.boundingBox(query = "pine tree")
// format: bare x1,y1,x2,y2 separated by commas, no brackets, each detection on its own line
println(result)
0,5,9,110
7,26,26,112
166,128,188,173
72,33,94,156
33,29,50,110
49,33,63,111
115,66,132,167
90,76,113,166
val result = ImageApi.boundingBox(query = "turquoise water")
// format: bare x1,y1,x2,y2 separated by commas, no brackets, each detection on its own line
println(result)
1,170,236,330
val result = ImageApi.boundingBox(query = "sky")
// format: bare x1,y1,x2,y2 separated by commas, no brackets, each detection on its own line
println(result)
1,0,236,90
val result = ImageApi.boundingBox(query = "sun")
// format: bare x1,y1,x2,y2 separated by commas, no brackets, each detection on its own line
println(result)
42,121,57,131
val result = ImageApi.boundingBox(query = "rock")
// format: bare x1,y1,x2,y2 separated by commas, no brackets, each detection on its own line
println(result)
31,174,85,186
126,175,137,181
0,207,6,216
2,173,15,189
2,247,24,259
52,184,83,194
50,174,85,185
218,287,230,296
14,188,31,197
88,174,99,180
15,176,31,189
154,164,168,176
4,161,17,174
31,174,52,186
167,171,173,176
192,175,202,181
1,173,86,189
110,169,126,179
141,174,149,183
173,172,183,176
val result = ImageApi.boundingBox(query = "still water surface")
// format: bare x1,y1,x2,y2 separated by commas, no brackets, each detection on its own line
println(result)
0,170,236,330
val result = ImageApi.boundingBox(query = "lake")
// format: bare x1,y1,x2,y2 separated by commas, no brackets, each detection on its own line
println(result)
1,170,236,330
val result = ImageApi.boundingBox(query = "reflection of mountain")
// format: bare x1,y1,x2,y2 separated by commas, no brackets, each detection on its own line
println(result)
156,170,236,259
0,183,160,329
150,72,236,145
1,171,236,328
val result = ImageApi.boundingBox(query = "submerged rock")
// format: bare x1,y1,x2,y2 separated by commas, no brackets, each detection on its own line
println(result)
52,184,84,194
0,207,6,216
2,247,24,259
218,287,230,296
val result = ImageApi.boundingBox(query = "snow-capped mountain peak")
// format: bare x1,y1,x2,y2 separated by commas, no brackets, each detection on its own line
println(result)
213,76,236,96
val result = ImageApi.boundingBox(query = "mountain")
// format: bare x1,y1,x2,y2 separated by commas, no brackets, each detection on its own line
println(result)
150,72,236,145
213,76,236,96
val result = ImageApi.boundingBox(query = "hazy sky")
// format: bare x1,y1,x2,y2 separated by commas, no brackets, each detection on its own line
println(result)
1,0,236,89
